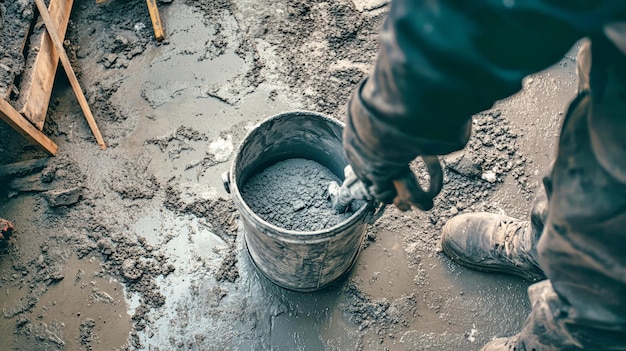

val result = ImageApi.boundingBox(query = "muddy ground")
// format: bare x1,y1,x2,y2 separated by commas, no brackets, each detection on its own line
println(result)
0,0,577,350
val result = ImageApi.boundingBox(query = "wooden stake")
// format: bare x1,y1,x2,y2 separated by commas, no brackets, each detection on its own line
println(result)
0,98,58,155
34,0,107,150
146,0,165,41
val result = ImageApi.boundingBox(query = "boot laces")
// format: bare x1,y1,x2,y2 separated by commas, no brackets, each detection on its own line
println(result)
493,219,534,267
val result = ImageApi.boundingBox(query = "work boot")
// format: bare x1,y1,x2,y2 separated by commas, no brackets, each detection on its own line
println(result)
441,213,545,281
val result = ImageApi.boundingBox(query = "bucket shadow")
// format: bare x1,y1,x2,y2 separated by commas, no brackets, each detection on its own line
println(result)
235,231,357,351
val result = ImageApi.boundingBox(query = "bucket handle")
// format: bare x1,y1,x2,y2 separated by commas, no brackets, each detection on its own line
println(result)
392,155,443,212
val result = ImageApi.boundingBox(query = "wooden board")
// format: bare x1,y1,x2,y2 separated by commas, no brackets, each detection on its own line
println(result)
34,0,106,150
17,0,74,130
146,0,164,41
0,158,50,178
0,98,58,156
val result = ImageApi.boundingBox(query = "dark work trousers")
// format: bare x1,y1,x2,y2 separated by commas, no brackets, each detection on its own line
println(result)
505,39,626,351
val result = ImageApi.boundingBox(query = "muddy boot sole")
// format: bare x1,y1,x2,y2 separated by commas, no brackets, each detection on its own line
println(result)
443,239,545,282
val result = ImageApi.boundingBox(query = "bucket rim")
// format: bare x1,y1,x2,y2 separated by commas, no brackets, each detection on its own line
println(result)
229,110,374,240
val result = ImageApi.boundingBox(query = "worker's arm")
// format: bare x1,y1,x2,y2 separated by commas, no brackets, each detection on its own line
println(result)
345,0,626,208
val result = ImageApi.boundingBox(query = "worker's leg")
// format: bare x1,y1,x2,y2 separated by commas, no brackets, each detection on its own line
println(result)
481,38,626,350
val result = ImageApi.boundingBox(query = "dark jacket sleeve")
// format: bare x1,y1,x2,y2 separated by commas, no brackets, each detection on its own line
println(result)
346,0,626,171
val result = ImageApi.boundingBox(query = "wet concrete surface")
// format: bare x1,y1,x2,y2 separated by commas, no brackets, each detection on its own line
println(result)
0,0,576,350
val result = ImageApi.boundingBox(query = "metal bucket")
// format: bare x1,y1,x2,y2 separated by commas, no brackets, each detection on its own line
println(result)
222,111,374,292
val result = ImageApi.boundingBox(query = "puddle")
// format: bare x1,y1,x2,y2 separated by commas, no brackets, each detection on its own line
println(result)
141,4,246,109
233,237,352,351
132,214,531,350
135,207,228,265
35,256,131,349
349,229,532,350
1,255,131,350
355,231,421,300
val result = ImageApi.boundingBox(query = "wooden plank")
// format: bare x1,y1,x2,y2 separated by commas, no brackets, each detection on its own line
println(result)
146,0,164,41
0,158,50,178
17,0,74,130
0,98,58,156
34,0,106,150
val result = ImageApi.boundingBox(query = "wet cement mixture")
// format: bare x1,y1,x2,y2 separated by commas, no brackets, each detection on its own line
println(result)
241,158,360,231
0,0,33,99
0,0,578,350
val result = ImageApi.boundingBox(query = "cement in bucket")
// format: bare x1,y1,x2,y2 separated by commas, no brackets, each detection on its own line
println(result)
223,111,374,292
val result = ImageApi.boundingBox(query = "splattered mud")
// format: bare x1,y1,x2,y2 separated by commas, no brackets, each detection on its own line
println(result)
0,0,577,350
241,158,360,231
0,0,33,99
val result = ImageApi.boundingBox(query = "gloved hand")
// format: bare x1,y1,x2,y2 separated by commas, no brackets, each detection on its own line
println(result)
344,142,443,211
391,158,443,211
343,81,444,211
